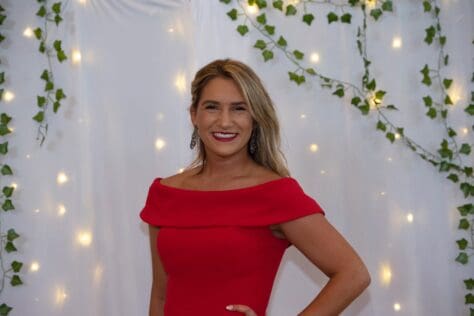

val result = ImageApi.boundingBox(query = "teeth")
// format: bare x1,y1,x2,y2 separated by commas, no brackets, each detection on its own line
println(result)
213,133,237,138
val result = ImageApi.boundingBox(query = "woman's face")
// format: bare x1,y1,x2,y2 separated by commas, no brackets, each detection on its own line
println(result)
191,77,254,160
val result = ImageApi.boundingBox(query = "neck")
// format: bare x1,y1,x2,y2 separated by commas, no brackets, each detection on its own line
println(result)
199,152,256,179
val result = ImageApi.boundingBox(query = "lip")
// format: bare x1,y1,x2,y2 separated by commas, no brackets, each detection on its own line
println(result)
212,132,238,142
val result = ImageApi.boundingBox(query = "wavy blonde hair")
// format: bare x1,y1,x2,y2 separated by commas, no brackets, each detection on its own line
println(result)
188,59,289,177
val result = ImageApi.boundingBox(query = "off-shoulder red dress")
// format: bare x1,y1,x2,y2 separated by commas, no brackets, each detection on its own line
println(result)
140,177,325,316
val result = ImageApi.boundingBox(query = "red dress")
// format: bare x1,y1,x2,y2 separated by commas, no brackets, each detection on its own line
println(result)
140,177,325,316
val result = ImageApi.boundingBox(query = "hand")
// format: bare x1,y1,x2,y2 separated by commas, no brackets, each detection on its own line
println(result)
226,304,257,315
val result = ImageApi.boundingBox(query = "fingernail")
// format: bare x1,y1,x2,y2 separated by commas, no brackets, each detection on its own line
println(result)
226,305,233,311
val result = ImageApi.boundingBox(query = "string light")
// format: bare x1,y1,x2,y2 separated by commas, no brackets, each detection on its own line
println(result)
168,27,174,33
379,263,392,286
76,230,93,247
26,154,31,159
309,144,319,152
406,213,414,223
178,168,184,173
157,113,164,121
387,157,392,162
174,73,186,94
78,0,87,4
310,53,320,63
366,0,377,8
57,172,69,185
320,170,326,175
392,36,402,49
30,261,40,272
54,286,68,306
10,182,17,190
462,127,469,135
23,27,34,38
57,204,66,216
34,208,40,214
380,191,386,196
393,303,401,311
71,49,82,64
245,3,259,15
155,138,166,151
300,114,306,119
395,133,401,140
3,90,15,102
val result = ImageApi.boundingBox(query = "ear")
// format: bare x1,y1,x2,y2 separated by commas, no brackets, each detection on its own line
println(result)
190,106,197,126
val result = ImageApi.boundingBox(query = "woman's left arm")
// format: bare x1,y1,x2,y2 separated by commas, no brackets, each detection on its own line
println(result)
279,213,371,316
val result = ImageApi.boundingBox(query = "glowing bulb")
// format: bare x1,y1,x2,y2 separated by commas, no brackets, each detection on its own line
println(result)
71,49,82,64
395,133,401,139
78,0,87,4
379,263,392,286
288,0,300,4
393,303,401,311
380,191,386,196
310,53,320,63
155,138,166,150
462,127,469,135
23,27,34,38
57,172,68,185
245,4,258,15
309,144,319,152
26,154,31,159
320,170,326,175
168,27,174,33
10,183,17,190
174,73,186,93
34,208,40,213
3,91,15,102
54,286,68,306
76,231,93,247
387,157,392,162
392,36,402,49
406,213,414,223
57,204,66,216
366,0,377,8
300,114,306,119
30,261,40,272
157,113,164,121
178,168,184,173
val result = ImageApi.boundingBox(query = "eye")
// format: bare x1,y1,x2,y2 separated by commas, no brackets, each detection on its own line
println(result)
204,103,218,110
233,105,247,111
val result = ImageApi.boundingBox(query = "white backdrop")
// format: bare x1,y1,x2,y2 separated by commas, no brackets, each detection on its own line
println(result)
2,0,473,315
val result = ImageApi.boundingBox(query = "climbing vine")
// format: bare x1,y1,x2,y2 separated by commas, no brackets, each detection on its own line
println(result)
33,0,68,146
0,4,23,316
220,0,473,313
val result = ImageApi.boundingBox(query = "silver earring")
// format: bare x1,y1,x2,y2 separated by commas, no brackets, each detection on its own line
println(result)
249,130,257,155
190,127,199,149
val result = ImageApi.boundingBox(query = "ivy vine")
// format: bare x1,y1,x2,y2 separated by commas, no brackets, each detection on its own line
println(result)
33,0,68,146
0,4,23,316
220,0,473,313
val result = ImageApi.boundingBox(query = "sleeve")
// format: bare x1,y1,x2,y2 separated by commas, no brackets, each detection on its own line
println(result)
139,178,161,227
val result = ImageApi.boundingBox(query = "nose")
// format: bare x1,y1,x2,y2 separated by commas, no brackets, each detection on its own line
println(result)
217,108,232,128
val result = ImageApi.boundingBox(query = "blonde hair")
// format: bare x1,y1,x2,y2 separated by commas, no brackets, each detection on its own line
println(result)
188,59,289,177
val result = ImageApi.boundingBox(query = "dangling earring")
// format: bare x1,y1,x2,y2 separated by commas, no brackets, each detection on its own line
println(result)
249,129,258,155
190,127,199,149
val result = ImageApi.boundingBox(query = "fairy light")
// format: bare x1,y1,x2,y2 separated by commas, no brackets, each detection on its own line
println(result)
380,191,386,196
406,213,414,223
157,113,164,121
34,208,40,214
392,36,402,49
30,261,40,272
57,172,69,185
366,0,377,8
78,0,87,4
395,133,401,140
310,52,320,63
387,157,392,162
76,230,93,247
26,154,31,159
174,73,186,93
57,204,66,216
309,144,319,152
10,183,17,190
379,263,392,286
462,127,469,135
178,168,184,173
3,91,15,102
300,114,306,119
320,170,326,175
54,286,68,306
245,3,259,15
393,303,401,311
168,27,174,33
155,138,166,150
71,49,82,64
23,27,34,38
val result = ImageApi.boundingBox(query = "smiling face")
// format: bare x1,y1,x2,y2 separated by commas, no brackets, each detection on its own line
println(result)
191,77,254,160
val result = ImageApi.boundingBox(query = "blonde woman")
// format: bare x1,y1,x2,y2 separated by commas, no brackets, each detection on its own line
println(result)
140,59,370,315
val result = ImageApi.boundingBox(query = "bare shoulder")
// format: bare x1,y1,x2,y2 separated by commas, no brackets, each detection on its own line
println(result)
253,165,283,184
160,167,200,188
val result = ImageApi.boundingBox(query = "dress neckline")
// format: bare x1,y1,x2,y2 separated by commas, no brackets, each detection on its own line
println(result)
156,176,294,193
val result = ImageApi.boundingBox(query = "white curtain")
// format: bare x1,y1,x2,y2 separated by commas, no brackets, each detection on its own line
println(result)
3,0,473,315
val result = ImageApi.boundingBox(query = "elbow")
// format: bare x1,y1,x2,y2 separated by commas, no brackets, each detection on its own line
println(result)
356,263,371,293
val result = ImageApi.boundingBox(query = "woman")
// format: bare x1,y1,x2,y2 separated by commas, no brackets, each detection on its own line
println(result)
140,59,370,315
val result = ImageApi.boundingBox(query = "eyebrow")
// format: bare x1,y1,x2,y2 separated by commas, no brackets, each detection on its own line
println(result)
201,99,247,106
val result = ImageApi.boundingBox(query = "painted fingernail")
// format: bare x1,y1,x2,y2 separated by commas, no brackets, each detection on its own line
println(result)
226,305,233,311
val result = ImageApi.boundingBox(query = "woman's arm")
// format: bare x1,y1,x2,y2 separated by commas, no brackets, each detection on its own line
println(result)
279,214,370,316
147,225,167,316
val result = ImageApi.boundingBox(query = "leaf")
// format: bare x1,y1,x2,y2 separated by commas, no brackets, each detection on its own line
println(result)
2,199,14,211
262,50,273,62
447,173,458,183
340,13,351,24
52,2,62,14
33,27,43,40
447,128,456,137
54,14,63,26
382,1,393,12
464,167,473,177
305,68,316,75
459,143,471,155
465,104,474,115
39,41,46,53
456,238,468,250
333,88,344,97
348,0,359,5
386,132,395,143
444,95,453,105
33,111,44,123
358,103,370,115
424,25,436,44
293,50,304,60
442,78,452,89
439,161,450,172
0,303,12,316
285,4,297,16
0,124,11,136
422,96,432,107
272,0,283,10
351,97,361,106
10,275,22,286
439,36,446,46
2,186,13,197
220,0,231,4
4,241,16,253
423,1,432,12
370,9,383,21
0,164,12,175
440,109,447,118
464,278,474,290
40,69,50,81
277,36,287,47
57,50,67,62
327,12,338,24
376,121,387,132
0,72,4,84
256,13,266,25
465,293,474,304
455,252,468,264
255,0,267,9
53,101,61,113
444,54,449,66
375,90,386,101
7,229,19,241
0,113,11,125
254,39,266,50
385,104,398,110
55,88,66,101
53,40,62,51
0,142,7,155
366,79,376,91
11,261,22,273
45,81,54,92
0,14,6,25
458,204,474,216
460,182,471,198
264,25,275,35
37,95,47,107
302,14,314,26
36,5,47,17
237,25,249,36
226,8,238,20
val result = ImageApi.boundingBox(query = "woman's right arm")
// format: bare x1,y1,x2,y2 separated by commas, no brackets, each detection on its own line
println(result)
148,225,167,316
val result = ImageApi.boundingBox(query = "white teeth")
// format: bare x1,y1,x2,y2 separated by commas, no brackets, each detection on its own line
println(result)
213,133,237,138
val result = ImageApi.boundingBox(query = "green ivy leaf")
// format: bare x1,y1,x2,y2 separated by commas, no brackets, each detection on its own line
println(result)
256,13,266,25
460,182,472,198
366,79,376,91
2,199,14,212
220,0,231,4
440,109,447,118
302,14,314,26
0,142,8,155
370,9,383,21
376,121,387,132
305,68,316,75
386,132,395,143
358,103,370,115
459,143,471,155
351,97,361,106
382,1,393,12
456,252,468,264
11,261,22,273
4,241,16,253
45,81,54,92
272,0,283,11
423,95,432,107
285,4,297,16
53,101,61,113
36,5,47,17
255,0,267,9
254,40,266,50
39,41,46,54
385,104,398,110
464,278,474,290
464,167,473,177
10,275,22,286
0,113,11,125
0,72,4,85
447,173,458,183
465,293,474,304
40,69,50,81
465,104,474,115
53,40,62,52
34,27,43,40
277,36,287,47
0,124,11,136
0,303,12,315
333,88,344,98
444,54,449,66
439,161,450,172
456,238,468,250
57,50,67,63
52,2,62,14
264,25,275,35
262,50,273,62
54,14,63,26
327,12,338,24
447,127,456,137
444,95,453,105
443,78,452,89
237,25,249,36
293,50,304,60
0,14,6,25
7,229,19,241
375,90,386,101
33,111,44,123
458,204,474,216
55,89,66,101
37,95,46,107
423,1,432,12
226,8,238,20
424,25,436,44
439,36,446,46
348,0,359,5
0,164,12,175
340,13,352,24
2,186,13,198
